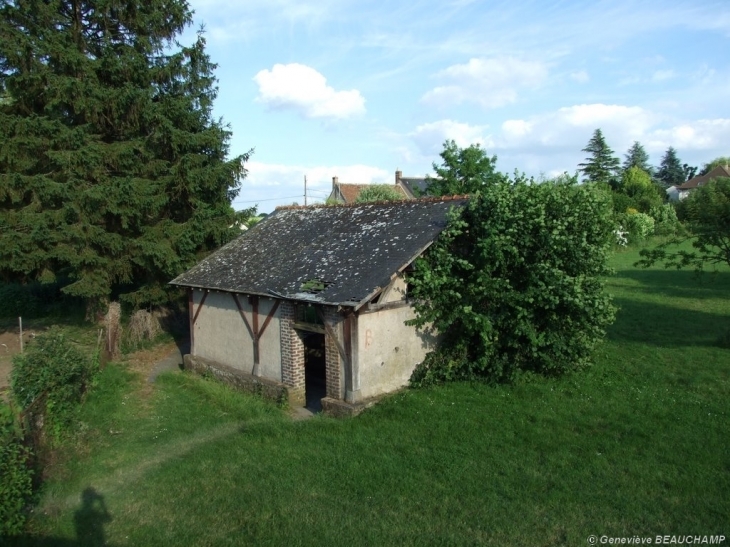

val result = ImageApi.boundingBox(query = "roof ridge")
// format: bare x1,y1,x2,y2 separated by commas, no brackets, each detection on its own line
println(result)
275,195,469,211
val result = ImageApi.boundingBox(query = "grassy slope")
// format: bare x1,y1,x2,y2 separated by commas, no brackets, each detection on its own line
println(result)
17,247,730,546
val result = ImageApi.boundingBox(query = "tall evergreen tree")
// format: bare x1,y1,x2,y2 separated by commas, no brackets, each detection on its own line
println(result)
425,140,506,196
655,147,685,188
622,141,652,174
578,129,620,186
0,0,252,312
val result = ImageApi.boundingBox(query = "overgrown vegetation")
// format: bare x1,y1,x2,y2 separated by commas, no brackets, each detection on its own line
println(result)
11,329,97,444
0,403,33,538
408,175,616,384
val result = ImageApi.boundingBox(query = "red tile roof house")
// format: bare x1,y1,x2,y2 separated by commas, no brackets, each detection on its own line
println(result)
327,170,431,203
170,197,467,416
671,165,730,201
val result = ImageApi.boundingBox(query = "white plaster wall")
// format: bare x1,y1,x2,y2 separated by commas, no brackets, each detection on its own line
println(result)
191,291,282,382
380,276,407,303
355,305,436,400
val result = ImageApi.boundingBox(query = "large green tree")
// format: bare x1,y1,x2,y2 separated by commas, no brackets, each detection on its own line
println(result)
578,129,620,186
0,0,252,311
655,147,685,187
408,175,615,385
638,177,730,270
620,166,663,212
623,141,652,175
424,140,506,196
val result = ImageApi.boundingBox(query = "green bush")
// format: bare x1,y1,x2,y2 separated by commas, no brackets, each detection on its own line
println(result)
408,178,616,384
617,211,655,243
649,204,681,236
11,329,96,441
0,402,33,537
354,185,404,203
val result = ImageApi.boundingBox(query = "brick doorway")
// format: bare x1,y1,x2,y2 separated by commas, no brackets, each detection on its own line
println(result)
301,331,326,411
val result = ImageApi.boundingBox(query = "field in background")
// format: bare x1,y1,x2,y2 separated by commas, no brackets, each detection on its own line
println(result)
9,246,730,546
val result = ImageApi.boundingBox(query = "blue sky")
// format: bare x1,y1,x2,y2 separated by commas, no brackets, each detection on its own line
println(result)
185,0,730,213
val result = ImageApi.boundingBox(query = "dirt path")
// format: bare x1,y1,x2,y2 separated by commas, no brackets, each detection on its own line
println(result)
0,327,39,400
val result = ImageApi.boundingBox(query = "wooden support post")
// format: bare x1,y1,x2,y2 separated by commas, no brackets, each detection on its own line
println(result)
233,294,280,378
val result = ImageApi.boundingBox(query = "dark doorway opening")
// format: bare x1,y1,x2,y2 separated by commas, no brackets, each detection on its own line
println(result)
302,331,326,411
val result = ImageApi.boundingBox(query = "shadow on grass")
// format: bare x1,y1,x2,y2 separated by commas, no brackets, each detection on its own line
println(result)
608,297,730,348
3,488,116,547
613,269,730,300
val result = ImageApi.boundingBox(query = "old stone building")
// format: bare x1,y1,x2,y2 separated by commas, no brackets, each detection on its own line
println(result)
170,196,467,414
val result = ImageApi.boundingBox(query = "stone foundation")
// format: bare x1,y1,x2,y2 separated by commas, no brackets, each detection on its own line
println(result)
183,354,291,406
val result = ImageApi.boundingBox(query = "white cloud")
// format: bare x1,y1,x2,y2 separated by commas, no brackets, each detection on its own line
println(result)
570,70,589,83
497,104,654,152
253,63,365,120
646,119,730,152
410,119,491,156
422,57,548,109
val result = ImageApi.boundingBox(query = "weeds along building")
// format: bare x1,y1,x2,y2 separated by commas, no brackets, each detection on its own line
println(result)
170,197,467,415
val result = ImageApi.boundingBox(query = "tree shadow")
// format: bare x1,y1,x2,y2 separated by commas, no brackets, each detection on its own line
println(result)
608,297,730,348
613,269,730,301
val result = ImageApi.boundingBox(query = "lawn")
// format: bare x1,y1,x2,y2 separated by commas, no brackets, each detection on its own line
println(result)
11,246,730,546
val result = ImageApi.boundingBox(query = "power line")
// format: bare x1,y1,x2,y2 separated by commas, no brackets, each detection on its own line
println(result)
232,195,304,204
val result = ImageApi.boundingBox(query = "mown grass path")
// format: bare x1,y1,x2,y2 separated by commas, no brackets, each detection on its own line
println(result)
15,247,730,546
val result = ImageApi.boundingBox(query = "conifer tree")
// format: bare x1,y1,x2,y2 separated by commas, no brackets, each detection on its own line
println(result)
0,0,252,312
655,147,685,188
622,141,652,175
578,129,620,186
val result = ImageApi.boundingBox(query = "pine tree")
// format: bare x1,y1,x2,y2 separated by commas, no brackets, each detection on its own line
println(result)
623,141,652,175
578,129,620,186
0,0,252,312
655,147,685,188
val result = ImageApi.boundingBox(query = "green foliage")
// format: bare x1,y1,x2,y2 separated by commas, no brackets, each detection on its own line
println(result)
11,328,96,440
623,141,652,175
649,203,681,236
699,156,730,176
354,184,404,203
655,147,685,187
638,177,730,270
578,128,620,186
424,140,506,196
0,0,254,310
0,402,33,537
408,177,616,384
619,167,663,213
0,281,78,319
617,211,655,243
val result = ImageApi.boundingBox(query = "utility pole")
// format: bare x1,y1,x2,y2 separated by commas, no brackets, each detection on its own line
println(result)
304,175,308,206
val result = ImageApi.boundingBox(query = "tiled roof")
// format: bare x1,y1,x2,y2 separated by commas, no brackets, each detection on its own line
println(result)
170,197,468,308
398,177,430,197
677,165,730,190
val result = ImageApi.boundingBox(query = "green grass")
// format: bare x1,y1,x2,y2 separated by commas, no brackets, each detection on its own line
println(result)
11,246,730,546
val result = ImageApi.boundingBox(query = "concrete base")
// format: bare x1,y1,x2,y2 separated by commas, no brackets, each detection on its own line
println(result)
183,354,292,407
321,396,381,418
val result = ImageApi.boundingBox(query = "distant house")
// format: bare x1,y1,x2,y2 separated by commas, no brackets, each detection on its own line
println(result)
170,197,468,415
326,170,432,203
672,165,730,200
